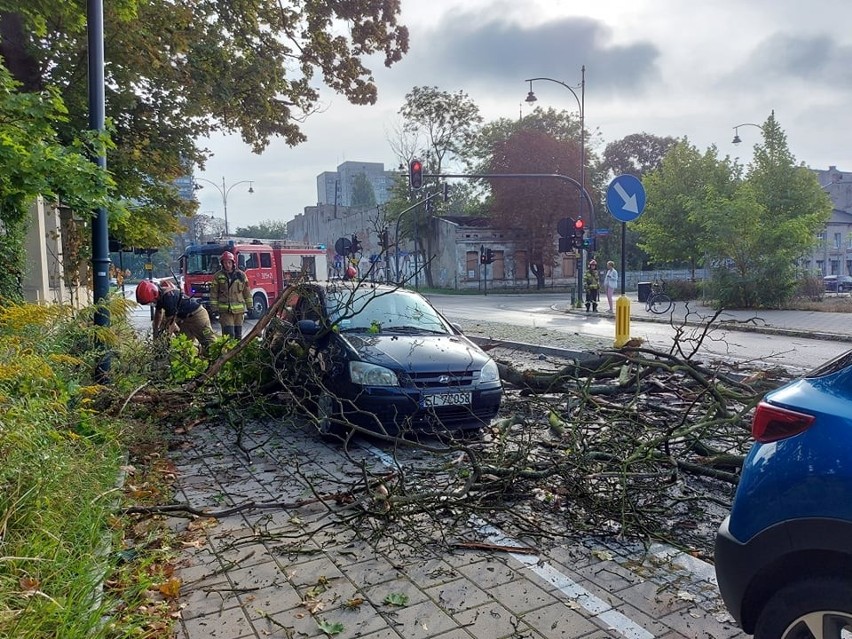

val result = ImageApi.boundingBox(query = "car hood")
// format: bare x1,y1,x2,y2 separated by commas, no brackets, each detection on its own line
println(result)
340,332,491,373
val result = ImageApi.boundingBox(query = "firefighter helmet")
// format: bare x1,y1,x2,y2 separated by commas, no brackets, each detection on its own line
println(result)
344,265,357,280
220,251,236,264
135,280,159,304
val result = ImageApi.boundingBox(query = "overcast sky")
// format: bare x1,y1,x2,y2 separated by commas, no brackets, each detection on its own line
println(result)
193,0,852,230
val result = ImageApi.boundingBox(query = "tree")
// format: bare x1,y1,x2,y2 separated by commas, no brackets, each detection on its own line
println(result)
601,133,678,180
232,220,289,240
0,66,111,301
637,140,738,278
489,129,582,289
350,173,377,209
703,113,832,307
0,1,409,250
396,87,482,287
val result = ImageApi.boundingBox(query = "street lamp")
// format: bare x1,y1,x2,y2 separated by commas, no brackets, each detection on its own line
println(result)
524,66,587,222
731,123,764,144
194,176,254,237
525,66,588,304
731,111,774,144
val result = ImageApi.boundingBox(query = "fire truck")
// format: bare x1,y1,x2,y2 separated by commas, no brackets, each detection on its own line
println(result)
180,239,328,318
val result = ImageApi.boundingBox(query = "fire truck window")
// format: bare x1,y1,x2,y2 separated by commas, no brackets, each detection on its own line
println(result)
209,257,219,273
239,253,258,270
260,253,272,268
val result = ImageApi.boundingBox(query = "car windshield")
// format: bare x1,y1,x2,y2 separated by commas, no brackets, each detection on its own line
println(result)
326,288,451,334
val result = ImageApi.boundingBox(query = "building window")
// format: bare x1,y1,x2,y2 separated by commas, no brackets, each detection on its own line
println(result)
816,260,824,273
831,260,839,275
817,231,826,244
835,233,842,250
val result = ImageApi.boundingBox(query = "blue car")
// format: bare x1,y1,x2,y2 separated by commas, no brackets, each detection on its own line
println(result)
714,350,852,639
267,282,503,438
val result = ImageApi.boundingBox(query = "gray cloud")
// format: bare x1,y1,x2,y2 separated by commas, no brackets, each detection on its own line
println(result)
740,32,852,85
376,13,661,99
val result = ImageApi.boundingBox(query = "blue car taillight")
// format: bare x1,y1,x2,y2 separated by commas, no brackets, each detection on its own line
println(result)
751,401,816,443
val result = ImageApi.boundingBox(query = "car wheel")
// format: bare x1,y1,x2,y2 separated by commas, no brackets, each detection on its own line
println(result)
315,391,346,440
250,293,268,319
754,576,852,639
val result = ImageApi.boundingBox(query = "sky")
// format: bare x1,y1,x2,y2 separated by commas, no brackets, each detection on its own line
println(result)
193,0,852,231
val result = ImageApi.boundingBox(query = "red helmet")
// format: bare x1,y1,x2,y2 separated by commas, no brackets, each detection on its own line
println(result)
588,259,597,268
135,280,159,304
220,251,235,264
344,265,357,280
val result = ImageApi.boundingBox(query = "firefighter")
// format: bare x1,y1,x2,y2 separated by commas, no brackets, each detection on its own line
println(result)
210,251,253,339
135,280,215,353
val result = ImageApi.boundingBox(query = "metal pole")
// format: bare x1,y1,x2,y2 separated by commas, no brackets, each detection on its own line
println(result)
88,0,110,377
621,221,627,295
222,176,229,237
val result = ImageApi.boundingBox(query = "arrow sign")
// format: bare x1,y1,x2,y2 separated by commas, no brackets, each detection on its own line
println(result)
606,174,646,223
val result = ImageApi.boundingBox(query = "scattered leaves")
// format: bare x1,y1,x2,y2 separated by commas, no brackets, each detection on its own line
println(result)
383,592,409,607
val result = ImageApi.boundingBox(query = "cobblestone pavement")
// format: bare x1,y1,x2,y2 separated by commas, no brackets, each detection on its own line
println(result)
129,289,849,639
169,419,745,639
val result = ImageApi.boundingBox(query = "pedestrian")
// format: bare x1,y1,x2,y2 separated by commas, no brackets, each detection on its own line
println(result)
135,280,215,354
583,259,600,313
210,251,253,339
604,260,619,312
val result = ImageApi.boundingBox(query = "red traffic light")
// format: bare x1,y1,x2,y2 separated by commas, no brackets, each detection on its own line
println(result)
574,219,585,230
409,159,423,189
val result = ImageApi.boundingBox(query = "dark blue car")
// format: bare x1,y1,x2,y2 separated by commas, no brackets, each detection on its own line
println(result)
714,350,852,639
269,282,503,438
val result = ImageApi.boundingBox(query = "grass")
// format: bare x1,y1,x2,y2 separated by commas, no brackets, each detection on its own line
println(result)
0,298,180,638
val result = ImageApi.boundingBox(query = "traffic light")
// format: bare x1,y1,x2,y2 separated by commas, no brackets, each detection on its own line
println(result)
485,248,495,264
582,237,596,251
573,219,585,249
409,159,423,190
350,234,362,255
479,248,487,265
558,237,572,253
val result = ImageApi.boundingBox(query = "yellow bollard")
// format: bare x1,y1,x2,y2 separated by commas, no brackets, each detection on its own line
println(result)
614,294,631,348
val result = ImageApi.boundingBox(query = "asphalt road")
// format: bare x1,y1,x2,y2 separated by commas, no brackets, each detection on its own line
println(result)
427,292,843,371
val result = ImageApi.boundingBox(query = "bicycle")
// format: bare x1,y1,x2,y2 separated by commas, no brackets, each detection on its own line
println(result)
645,280,673,314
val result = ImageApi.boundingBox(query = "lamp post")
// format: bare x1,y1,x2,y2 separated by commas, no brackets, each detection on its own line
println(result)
525,66,588,303
731,122,764,144
194,176,254,237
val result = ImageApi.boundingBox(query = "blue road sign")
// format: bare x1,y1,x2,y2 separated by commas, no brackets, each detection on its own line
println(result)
606,174,646,223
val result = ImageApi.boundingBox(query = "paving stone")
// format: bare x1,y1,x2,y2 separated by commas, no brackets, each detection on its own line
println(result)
380,599,460,639
616,580,692,619
179,577,241,621
520,601,599,638
451,601,532,639
423,577,492,614
658,606,747,638
363,574,429,608
487,578,560,615
454,557,520,589
400,557,460,589
574,559,646,593
237,581,303,619
339,555,404,588
180,604,255,638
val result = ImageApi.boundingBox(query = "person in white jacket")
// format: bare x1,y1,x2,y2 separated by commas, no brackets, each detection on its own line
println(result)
604,261,619,312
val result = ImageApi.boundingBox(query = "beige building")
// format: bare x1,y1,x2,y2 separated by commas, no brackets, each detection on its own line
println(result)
808,166,852,277
22,197,91,306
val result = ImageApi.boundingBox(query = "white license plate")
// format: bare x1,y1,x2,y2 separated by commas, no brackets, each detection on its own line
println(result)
424,392,471,407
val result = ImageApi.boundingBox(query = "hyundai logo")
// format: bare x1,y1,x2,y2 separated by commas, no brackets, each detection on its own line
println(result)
438,375,450,384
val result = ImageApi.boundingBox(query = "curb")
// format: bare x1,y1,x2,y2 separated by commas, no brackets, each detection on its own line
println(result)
562,308,852,344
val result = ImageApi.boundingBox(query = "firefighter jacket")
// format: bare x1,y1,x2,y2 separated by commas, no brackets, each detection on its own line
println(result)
210,269,252,314
583,269,600,293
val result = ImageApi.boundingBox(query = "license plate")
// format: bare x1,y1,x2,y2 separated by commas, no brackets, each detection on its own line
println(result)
424,392,471,407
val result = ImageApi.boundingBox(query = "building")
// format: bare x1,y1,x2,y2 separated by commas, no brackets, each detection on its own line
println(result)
316,161,398,207
808,166,852,276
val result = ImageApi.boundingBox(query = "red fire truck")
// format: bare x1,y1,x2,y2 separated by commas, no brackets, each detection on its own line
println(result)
180,239,328,318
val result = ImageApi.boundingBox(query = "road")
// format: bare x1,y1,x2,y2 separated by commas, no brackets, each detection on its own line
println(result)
427,292,842,371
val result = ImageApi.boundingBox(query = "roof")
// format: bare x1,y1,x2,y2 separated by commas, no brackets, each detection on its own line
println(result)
439,216,493,228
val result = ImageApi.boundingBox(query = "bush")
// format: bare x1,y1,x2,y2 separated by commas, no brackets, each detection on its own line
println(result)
665,279,700,301
794,272,824,302
0,300,150,638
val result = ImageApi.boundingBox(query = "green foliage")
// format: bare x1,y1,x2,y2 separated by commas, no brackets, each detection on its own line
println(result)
664,279,700,301
3,0,410,251
0,301,135,637
0,65,113,300
167,333,209,382
350,173,377,208
601,132,678,180
233,219,289,240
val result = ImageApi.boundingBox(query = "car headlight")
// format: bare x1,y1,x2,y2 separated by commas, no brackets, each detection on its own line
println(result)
349,361,399,386
480,358,500,383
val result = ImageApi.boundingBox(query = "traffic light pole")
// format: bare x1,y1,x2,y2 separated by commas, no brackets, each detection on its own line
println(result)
393,190,444,286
